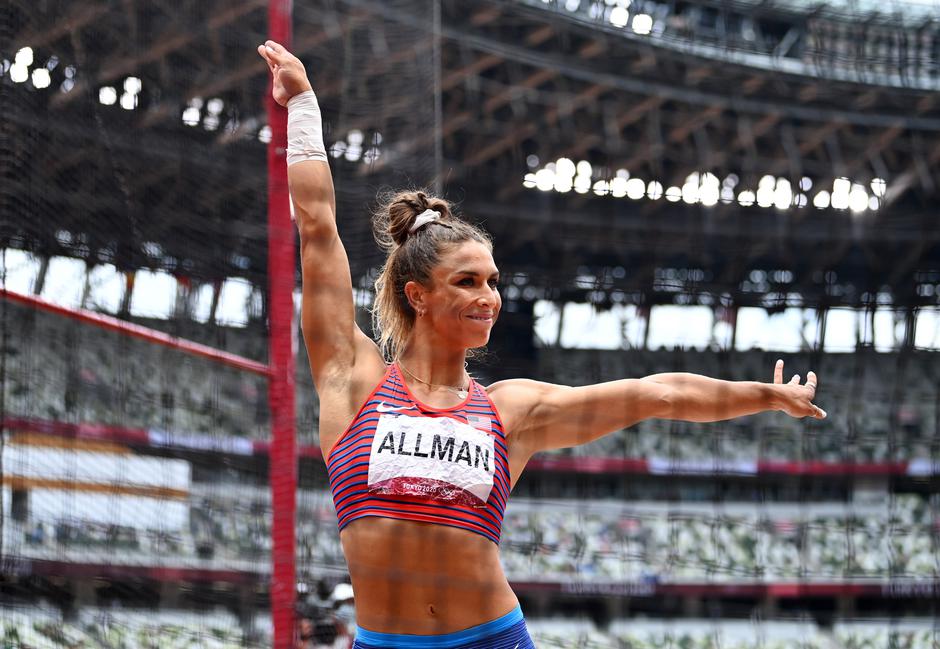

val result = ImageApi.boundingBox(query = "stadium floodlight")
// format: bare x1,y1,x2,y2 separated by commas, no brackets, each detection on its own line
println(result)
647,180,663,200
868,196,880,211
258,125,272,143
681,178,699,204
632,14,653,35
31,68,51,89
577,160,592,177
330,141,347,158
626,177,645,199
120,92,138,110
813,190,831,209
773,179,793,210
574,174,591,193
526,154,539,168
99,86,117,105
848,184,869,213
555,176,574,193
556,157,576,178
610,177,628,198
738,190,756,206
124,76,142,95
14,46,33,67
831,178,850,210
10,63,28,83
523,173,537,189
665,186,682,202
610,6,629,27
536,168,555,191
871,178,887,197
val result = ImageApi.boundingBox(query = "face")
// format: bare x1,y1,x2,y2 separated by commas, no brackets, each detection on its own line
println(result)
407,240,501,349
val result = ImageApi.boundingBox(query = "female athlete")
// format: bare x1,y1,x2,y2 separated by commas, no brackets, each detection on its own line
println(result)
258,40,826,649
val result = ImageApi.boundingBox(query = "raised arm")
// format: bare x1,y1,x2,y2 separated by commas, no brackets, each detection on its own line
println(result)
258,41,382,390
491,359,825,458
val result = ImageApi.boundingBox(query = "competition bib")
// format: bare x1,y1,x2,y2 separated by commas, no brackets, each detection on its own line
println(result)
367,414,495,507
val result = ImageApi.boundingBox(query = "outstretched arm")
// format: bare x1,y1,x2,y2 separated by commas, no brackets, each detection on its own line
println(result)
491,359,825,456
258,41,381,388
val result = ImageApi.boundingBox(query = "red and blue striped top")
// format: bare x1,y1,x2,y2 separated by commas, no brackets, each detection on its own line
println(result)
326,363,511,545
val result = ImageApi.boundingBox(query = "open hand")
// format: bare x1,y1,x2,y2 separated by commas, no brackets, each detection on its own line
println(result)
772,359,826,419
257,40,312,107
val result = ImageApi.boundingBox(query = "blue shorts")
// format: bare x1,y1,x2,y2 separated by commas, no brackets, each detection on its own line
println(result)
352,605,535,648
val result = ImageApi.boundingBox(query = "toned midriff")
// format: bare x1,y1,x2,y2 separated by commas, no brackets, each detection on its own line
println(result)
340,516,519,635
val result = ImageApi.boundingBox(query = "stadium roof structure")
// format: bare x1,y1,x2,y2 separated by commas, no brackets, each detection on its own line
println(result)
4,0,940,312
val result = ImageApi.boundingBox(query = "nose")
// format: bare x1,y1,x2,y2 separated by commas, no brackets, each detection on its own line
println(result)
478,285,498,307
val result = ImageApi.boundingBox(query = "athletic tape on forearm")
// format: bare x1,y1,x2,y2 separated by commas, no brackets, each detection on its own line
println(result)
286,90,328,166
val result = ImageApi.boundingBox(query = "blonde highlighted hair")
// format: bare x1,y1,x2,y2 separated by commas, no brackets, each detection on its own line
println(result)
371,189,492,360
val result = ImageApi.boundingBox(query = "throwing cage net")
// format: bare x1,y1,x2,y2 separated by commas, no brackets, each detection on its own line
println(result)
3,0,940,648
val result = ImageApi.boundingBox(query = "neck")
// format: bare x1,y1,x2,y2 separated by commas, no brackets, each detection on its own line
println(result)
397,343,469,390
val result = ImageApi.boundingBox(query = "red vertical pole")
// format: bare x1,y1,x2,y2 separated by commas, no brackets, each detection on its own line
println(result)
266,2,296,648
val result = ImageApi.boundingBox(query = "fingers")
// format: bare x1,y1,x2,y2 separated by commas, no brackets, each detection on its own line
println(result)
789,374,800,385
811,404,827,419
773,359,783,384
263,40,289,64
257,45,276,72
805,370,818,392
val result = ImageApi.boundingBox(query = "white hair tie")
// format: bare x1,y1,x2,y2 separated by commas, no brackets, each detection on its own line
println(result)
409,209,440,233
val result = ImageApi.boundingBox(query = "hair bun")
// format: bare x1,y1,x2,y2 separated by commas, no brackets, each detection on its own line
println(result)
374,190,454,249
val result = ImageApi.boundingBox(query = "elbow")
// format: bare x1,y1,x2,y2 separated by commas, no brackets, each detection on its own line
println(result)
297,211,337,243
655,387,675,420
639,377,675,420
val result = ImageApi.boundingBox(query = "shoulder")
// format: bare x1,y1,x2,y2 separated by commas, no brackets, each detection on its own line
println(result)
485,378,564,433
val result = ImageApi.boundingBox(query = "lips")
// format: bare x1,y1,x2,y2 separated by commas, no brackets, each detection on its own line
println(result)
467,314,494,322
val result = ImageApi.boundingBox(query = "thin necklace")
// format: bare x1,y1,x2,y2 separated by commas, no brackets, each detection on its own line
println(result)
397,361,470,400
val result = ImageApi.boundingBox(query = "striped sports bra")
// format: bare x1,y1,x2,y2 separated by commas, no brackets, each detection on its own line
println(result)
326,363,511,545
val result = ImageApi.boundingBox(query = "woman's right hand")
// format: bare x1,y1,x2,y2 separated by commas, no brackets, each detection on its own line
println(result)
257,40,313,107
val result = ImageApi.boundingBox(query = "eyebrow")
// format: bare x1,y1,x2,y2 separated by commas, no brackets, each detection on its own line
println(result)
454,270,500,277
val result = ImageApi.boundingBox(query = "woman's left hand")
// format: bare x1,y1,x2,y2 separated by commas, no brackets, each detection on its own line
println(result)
772,359,826,419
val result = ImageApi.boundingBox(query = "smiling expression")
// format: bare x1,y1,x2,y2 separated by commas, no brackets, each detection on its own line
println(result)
406,240,501,349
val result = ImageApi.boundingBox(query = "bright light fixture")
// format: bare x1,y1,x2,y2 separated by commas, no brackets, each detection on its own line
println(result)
31,67,51,89
848,184,869,212
556,157,576,178
536,168,555,191
120,92,137,110
610,6,629,27
124,76,142,94
182,106,200,126
15,47,33,67
625,177,645,199
632,14,653,35
610,177,628,198
10,63,28,83
99,86,117,105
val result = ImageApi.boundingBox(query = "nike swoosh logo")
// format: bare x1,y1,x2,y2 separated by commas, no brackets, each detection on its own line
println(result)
376,402,415,413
